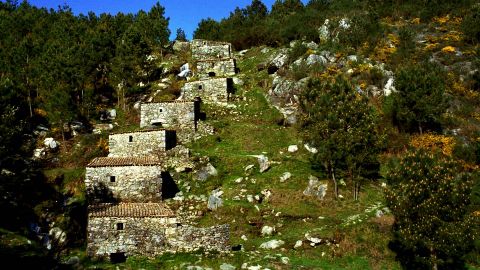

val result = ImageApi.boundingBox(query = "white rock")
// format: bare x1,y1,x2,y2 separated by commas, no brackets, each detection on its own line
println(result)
280,172,292,182
281,257,290,265
347,55,358,62
247,195,254,203
235,177,243,183
306,54,327,66
33,148,46,159
247,266,262,270
339,18,350,29
383,77,395,96
49,227,66,244
305,233,322,245
303,176,328,200
261,47,270,54
260,239,285,249
233,77,244,85
261,226,275,236
250,155,270,173
245,164,255,172
304,144,318,154
304,41,318,50
261,189,272,201
288,145,298,153
294,240,303,249
241,235,248,241
44,137,58,149
220,263,236,270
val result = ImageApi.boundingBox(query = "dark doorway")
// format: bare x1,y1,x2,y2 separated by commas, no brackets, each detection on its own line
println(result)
165,130,177,150
110,252,126,263
208,72,216,77
161,172,180,199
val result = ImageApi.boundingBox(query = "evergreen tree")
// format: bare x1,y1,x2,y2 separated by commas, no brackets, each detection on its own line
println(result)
193,18,221,40
300,77,381,200
389,62,448,134
175,28,187,41
385,150,479,270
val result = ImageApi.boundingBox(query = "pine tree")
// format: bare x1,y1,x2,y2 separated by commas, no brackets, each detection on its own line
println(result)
300,77,381,200
389,62,448,134
175,28,187,41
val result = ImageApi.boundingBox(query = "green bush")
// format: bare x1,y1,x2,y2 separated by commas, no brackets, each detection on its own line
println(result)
462,5,480,44
287,42,308,64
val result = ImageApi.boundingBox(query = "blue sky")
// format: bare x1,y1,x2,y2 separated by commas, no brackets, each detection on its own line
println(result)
27,0,308,40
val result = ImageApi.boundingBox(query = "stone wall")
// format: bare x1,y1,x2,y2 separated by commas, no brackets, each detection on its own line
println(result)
85,165,163,202
191,39,232,61
87,216,177,258
181,78,234,103
167,224,230,253
140,101,199,130
196,59,236,78
108,130,176,157
88,218,230,258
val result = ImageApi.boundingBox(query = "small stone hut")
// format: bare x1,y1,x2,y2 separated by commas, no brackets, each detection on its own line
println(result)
181,77,234,102
87,203,177,259
85,156,164,202
191,39,232,60
140,100,200,130
108,129,177,157
196,58,236,78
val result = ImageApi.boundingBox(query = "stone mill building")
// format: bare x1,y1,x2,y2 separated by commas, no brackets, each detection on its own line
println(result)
85,40,237,261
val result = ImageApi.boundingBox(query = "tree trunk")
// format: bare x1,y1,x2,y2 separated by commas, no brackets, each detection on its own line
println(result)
325,162,338,198
430,247,438,270
332,168,338,199
60,120,65,142
419,123,423,134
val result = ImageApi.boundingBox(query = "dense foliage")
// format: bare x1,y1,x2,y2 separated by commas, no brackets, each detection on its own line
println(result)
193,0,474,50
300,77,382,200
0,1,170,135
385,150,479,269
0,0,171,264
387,62,448,134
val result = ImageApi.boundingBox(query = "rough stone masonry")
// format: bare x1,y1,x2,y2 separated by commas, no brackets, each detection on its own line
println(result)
85,156,164,203
181,77,235,103
108,129,177,157
140,100,200,130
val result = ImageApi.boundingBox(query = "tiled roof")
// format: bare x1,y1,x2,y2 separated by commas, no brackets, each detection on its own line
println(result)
89,203,175,218
109,128,176,135
142,100,195,104
87,156,162,167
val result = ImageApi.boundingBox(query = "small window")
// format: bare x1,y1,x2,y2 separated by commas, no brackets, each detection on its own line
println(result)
198,85,203,90
116,223,124,230
110,176,116,183
128,135,133,142
159,108,163,112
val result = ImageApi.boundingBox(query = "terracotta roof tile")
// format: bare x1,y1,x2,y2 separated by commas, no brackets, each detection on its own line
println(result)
87,156,163,167
89,203,175,218
141,100,195,104
109,128,176,135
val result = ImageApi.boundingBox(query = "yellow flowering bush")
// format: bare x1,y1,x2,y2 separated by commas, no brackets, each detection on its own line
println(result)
409,133,455,156
441,46,456,53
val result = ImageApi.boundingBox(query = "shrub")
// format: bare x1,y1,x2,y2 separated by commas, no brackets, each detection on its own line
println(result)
385,149,479,270
287,42,308,64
